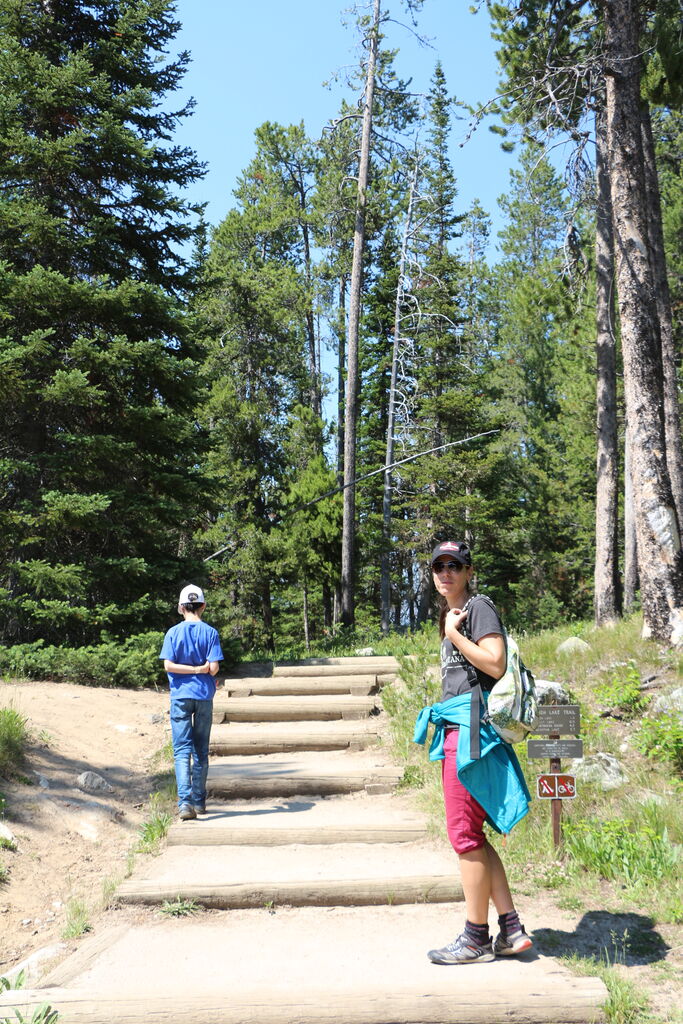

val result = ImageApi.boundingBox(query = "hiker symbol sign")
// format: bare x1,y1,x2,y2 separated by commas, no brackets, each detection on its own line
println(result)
537,773,576,799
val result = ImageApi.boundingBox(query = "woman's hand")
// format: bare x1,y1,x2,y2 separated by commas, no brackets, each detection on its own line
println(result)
445,607,468,634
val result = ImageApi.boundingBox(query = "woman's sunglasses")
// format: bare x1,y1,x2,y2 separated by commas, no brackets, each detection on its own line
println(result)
432,560,464,573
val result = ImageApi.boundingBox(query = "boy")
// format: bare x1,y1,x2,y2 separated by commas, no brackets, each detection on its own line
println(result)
159,584,224,820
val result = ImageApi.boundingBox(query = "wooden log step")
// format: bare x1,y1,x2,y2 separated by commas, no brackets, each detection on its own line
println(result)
116,873,460,909
166,795,428,846
206,752,403,799
116,842,463,908
19,905,608,1023
0,982,608,1024
209,720,381,755
212,694,381,723
271,660,397,678
277,655,400,668
219,674,379,697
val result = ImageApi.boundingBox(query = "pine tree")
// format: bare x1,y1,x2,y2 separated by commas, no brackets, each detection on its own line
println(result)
485,0,683,642
194,128,325,652
488,143,596,627
0,0,205,645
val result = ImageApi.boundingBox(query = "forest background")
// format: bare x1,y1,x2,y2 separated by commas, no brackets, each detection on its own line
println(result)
1,0,682,678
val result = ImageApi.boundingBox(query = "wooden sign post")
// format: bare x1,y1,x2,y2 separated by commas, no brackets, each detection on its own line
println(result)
527,704,582,847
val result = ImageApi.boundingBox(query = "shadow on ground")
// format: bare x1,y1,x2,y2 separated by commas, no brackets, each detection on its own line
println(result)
534,910,670,965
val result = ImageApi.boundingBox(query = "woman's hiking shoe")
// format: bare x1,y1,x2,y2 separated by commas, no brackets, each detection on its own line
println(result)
427,933,495,965
493,926,533,956
178,803,196,821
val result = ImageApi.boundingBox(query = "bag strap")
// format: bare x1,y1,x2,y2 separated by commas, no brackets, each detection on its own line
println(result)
459,594,511,759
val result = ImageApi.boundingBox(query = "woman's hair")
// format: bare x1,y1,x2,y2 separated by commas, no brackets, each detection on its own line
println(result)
437,573,475,639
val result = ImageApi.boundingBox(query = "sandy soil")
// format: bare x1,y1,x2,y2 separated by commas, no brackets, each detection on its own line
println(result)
0,679,169,972
0,679,681,1022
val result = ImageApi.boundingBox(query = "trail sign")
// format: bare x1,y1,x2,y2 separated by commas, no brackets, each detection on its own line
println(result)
527,738,584,759
532,705,580,736
529,701,583,847
537,774,576,799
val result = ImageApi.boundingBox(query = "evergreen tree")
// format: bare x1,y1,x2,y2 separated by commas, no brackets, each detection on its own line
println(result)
0,0,205,645
485,0,683,641
195,129,324,652
488,143,596,628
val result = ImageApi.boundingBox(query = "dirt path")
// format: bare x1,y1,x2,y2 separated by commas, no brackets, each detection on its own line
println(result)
0,676,680,1022
0,679,168,971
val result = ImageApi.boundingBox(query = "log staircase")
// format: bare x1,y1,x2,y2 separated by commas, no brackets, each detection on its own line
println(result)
1,656,607,1023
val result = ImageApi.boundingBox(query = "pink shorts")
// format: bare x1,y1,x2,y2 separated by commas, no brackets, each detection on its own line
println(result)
442,727,487,854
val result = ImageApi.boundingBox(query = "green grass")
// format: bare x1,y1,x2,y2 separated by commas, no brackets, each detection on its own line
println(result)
564,953,651,1024
158,897,201,917
383,612,683,929
0,706,29,777
0,1006,60,1024
0,976,61,1023
134,789,175,854
148,739,174,772
61,898,91,940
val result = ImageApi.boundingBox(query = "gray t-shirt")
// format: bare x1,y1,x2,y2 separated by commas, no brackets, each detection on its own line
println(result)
440,595,505,701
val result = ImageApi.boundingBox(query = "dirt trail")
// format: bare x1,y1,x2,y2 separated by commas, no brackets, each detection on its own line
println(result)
0,673,680,1022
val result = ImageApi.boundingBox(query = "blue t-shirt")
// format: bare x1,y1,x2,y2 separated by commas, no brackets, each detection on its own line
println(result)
159,619,224,701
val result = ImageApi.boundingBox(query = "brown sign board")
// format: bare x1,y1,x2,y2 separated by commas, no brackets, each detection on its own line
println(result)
537,774,577,799
532,704,581,736
527,738,584,760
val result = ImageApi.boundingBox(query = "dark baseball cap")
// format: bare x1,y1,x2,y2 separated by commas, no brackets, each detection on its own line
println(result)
431,541,472,566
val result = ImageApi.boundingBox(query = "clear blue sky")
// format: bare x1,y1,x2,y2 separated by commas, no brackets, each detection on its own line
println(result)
172,0,518,250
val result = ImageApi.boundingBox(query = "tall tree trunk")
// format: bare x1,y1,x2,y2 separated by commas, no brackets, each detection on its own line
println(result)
416,560,432,627
337,276,347,486
624,426,639,611
640,103,683,526
594,107,621,626
603,0,683,643
341,0,381,628
322,580,333,629
381,160,417,634
303,580,310,652
261,581,274,653
406,556,416,630
301,216,321,423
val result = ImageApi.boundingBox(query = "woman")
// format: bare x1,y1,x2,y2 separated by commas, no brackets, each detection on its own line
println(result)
414,540,532,965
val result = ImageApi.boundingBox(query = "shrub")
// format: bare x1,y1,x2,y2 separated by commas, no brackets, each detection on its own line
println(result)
0,632,166,689
595,660,649,718
563,817,682,885
0,707,28,777
636,711,683,774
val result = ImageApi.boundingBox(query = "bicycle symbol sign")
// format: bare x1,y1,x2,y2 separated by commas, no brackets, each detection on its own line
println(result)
536,774,576,799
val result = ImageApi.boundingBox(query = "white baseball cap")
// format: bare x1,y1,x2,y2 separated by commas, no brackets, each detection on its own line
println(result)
178,584,205,606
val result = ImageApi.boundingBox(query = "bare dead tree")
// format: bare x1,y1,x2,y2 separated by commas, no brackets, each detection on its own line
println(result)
380,155,419,633
341,0,381,628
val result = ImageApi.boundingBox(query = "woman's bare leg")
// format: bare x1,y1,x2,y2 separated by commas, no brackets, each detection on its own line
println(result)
484,839,514,915
458,840,513,923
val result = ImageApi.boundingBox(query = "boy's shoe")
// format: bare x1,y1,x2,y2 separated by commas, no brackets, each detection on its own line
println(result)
427,933,495,965
493,926,533,956
178,803,196,821
193,804,206,815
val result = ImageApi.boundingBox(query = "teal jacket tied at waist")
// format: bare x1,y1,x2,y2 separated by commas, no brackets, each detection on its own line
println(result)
413,694,531,835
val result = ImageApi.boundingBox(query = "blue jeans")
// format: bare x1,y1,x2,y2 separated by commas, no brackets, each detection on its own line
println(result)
170,698,213,808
